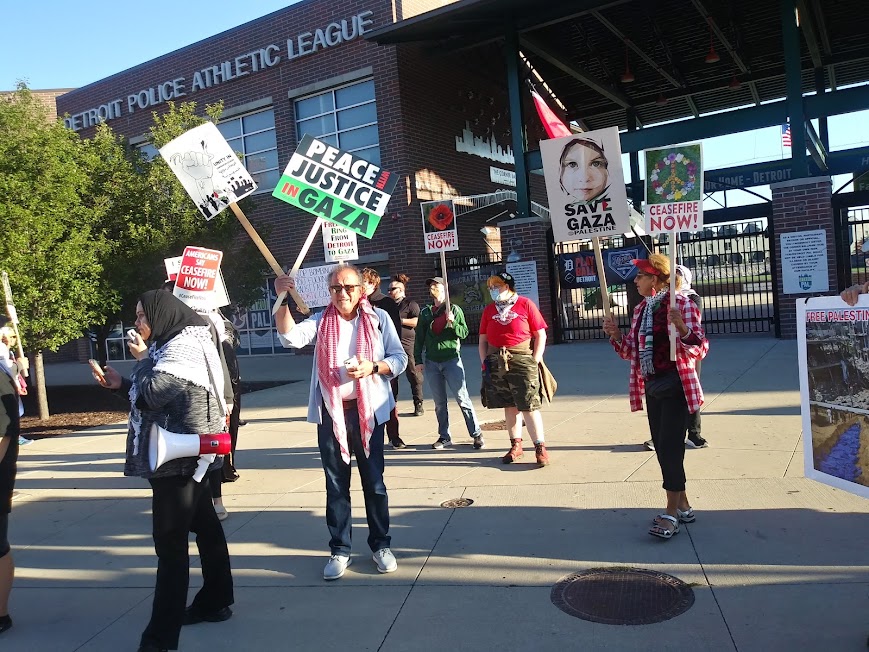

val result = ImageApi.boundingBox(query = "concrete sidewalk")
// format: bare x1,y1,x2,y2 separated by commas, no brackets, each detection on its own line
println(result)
4,338,869,651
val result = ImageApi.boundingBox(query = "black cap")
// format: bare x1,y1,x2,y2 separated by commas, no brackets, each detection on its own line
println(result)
426,277,445,286
496,271,515,289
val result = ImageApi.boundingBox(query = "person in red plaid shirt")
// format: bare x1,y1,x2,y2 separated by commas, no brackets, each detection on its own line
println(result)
603,254,708,540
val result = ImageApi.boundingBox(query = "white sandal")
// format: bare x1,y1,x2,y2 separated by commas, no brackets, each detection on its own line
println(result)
649,514,679,539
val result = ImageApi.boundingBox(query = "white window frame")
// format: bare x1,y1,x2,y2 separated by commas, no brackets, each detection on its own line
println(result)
218,107,279,194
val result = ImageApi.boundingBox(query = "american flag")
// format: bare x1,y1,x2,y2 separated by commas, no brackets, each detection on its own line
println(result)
781,123,792,148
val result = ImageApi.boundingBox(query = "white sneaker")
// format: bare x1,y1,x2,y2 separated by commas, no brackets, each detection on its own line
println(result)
324,554,351,580
372,548,397,573
644,439,655,451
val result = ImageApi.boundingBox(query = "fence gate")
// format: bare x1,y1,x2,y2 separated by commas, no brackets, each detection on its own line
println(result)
435,252,502,344
833,198,869,290
554,215,775,341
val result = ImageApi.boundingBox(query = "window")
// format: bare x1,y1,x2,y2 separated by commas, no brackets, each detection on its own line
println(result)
136,142,159,161
295,79,380,165
217,108,279,192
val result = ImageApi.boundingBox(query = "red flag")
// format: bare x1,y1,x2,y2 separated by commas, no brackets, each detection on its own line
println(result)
531,89,572,139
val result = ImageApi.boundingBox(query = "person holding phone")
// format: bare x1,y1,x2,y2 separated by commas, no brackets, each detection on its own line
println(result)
93,291,233,652
274,265,407,581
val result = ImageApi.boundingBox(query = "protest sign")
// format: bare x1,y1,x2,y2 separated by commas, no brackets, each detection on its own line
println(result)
293,264,334,309
797,295,869,498
165,255,229,309
322,222,359,262
159,122,257,221
644,143,704,236
1,271,26,374
173,246,224,311
420,200,459,253
273,134,397,239
539,127,630,242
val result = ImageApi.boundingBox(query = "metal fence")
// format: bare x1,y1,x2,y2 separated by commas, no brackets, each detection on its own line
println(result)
555,216,775,340
836,205,869,288
435,252,503,344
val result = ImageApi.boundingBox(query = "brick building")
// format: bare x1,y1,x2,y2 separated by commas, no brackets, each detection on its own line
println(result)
57,0,553,357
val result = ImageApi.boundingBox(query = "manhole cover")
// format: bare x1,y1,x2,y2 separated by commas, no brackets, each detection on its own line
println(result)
551,568,694,625
440,498,474,508
480,420,506,431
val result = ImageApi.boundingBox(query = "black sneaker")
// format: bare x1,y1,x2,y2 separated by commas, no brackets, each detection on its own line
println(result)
472,435,485,449
0,615,12,635
432,438,452,449
413,402,425,416
685,435,708,449
183,605,233,626
391,437,407,449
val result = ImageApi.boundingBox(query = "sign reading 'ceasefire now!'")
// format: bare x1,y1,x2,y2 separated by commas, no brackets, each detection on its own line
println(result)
272,134,398,239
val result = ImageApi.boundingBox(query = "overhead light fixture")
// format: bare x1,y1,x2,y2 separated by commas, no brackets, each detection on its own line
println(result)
729,75,742,89
480,226,495,236
704,20,720,64
620,43,635,83
656,93,668,106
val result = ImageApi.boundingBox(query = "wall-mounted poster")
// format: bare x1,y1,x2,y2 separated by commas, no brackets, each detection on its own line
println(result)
539,126,630,242
797,295,869,498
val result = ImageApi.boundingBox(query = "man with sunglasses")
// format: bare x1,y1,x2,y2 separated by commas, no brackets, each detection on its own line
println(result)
275,265,407,581
387,274,424,417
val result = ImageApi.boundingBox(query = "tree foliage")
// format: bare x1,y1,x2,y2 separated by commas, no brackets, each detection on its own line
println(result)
0,86,110,352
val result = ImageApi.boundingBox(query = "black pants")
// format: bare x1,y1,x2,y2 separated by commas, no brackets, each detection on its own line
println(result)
646,390,689,492
402,344,424,404
141,475,234,650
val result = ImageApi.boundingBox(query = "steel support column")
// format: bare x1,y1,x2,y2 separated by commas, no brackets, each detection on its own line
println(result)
782,0,808,177
505,27,531,218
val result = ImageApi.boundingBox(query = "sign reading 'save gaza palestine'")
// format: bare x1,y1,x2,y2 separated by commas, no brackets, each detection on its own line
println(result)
272,135,397,239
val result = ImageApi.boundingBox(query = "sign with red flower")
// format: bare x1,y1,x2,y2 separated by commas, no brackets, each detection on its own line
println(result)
420,199,459,253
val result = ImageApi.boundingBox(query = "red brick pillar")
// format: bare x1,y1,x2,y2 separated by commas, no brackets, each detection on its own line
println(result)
497,217,555,330
771,177,835,339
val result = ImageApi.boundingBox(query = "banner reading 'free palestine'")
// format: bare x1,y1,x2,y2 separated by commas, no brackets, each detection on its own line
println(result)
272,134,397,239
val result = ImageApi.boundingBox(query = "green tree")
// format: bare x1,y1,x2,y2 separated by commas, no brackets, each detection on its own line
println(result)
88,101,266,357
0,86,111,418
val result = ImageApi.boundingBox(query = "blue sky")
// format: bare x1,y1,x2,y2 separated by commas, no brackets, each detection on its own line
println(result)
1,2,300,89
3,1,867,205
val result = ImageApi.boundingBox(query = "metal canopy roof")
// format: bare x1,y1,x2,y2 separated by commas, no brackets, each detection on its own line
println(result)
367,0,869,132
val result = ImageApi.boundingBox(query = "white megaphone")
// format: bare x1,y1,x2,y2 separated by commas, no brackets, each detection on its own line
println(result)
149,424,231,471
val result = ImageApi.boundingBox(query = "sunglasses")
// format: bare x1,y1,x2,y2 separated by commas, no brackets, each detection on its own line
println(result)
329,284,360,294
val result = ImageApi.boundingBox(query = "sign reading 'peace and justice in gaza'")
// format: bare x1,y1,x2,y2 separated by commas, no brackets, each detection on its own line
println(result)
159,122,257,221
273,134,398,239
644,143,704,235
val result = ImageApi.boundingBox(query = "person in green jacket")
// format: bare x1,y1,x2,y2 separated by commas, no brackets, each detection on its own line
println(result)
414,277,484,450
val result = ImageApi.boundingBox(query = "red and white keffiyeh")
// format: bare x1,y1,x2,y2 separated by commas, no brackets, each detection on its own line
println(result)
316,297,379,464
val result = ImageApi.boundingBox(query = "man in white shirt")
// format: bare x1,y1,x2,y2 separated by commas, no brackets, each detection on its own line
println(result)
275,265,407,581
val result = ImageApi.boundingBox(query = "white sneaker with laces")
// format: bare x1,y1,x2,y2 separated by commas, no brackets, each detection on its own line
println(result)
323,554,351,580
372,548,397,573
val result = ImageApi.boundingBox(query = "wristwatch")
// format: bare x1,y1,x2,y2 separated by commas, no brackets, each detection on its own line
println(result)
371,362,380,375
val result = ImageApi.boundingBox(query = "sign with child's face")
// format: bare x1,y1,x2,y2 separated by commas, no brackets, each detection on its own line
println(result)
540,126,630,242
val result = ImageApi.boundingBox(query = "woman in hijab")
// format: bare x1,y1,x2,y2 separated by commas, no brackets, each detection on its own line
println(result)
95,291,234,652
602,255,708,540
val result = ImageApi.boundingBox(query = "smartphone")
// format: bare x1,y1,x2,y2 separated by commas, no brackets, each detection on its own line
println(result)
344,356,359,369
127,329,138,342
88,359,106,381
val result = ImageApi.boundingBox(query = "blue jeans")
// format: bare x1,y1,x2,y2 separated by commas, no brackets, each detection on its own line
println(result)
318,405,390,555
425,356,481,441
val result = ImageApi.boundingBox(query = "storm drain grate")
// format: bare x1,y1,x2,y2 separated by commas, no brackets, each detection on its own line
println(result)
551,567,695,625
440,498,474,508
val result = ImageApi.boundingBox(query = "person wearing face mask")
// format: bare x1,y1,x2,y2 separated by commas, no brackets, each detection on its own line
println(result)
479,272,551,466
361,269,405,449
414,277,484,450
